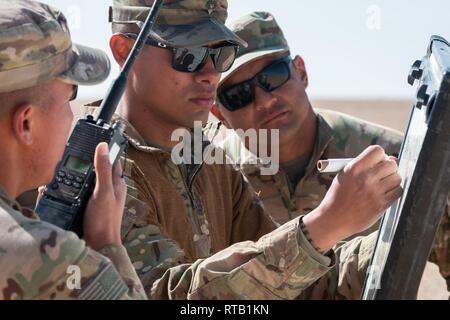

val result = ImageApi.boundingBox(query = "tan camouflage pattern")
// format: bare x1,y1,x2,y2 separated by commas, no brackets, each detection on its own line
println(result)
0,0,110,93
110,0,246,48
119,155,188,289
221,11,289,84
112,0,228,24
218,108,450,292
78,103,277,262
218,11,450,294
218,109,403,226
299,231,378,300
0,186,146,300
149,220,382,300
78,103,383,300
149,217,335,299
228,12,288,58
119,160,377,300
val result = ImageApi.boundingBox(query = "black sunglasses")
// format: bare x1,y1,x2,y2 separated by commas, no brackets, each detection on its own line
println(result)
124,33,238,73
217,56,292,111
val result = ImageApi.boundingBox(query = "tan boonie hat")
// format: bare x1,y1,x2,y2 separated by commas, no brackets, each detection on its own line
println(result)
220,12,290,85
110,0,246,48
0,0,110,93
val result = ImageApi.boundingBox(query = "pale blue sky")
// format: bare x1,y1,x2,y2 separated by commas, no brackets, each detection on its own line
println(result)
45,0,450,99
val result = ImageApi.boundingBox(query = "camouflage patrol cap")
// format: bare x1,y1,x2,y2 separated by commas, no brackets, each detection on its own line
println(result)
220,12,289,85
110,0,246,48
0,0,110,94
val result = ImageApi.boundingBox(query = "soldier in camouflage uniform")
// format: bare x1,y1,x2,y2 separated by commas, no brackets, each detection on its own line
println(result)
81,0,402,299
211,11,450,293
0,0,146,300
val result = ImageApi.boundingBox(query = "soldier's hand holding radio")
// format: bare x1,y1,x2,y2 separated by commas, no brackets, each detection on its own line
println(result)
83,142,126,251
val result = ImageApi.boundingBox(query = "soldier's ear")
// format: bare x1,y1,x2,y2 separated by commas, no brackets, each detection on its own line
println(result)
11,103,35,146
109,34,133,67
292,55,309,89
211,103,231,128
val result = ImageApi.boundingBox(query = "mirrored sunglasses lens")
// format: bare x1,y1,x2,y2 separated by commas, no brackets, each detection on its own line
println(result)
222,81,253,110
214,46,237,73
258,60,290,91
173,47,207,72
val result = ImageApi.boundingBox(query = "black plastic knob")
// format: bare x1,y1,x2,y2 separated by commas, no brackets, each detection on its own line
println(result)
408,59,423,86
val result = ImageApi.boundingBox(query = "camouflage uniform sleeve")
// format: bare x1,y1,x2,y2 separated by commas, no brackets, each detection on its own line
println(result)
299,231,377,299
0,220,146,300
47,241,148,300
298,200,449,299
122,209,336,300
119,156,334,299
122,223,187,295
366,122,403,157
97,244,147,299
149,217,335,299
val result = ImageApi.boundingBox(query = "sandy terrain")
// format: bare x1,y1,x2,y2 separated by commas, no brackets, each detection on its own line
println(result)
312,99,412,132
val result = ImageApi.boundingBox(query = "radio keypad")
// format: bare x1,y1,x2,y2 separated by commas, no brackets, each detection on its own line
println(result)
72,182,81,189
57,169,85,195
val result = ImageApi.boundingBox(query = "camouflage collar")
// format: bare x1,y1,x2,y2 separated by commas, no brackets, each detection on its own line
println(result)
83,100,172,154
116,115,224,158
114,114,171,154
304,113,335,176
0,185,24,213
83,101,222,156
0,185,14,207
236,111,335,176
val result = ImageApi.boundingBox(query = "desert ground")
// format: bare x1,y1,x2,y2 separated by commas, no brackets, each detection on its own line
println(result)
70,98,449,299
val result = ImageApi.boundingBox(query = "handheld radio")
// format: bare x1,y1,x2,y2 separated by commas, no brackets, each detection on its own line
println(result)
36,0,164,237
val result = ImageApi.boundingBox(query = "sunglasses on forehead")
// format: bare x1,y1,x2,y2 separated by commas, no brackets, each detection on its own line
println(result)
217,56,292,112
124,33,238,73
